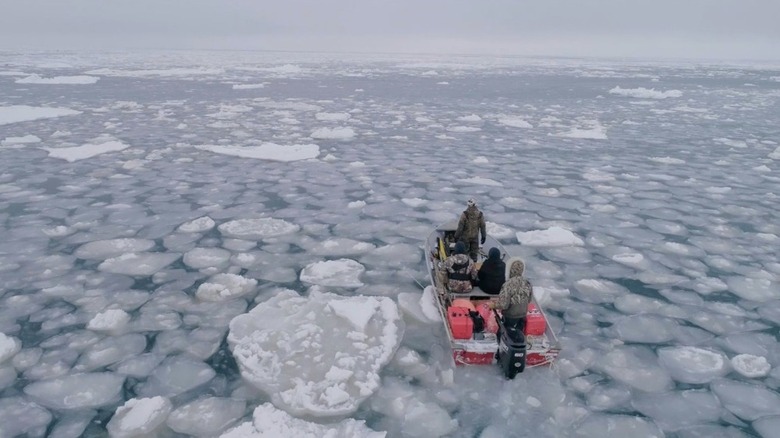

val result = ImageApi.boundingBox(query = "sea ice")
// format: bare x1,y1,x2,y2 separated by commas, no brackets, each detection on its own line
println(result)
611,315,677,343
574,413,664,437
137,355,216,397
24,372,125,409
16,74,99,84
195,143,320,162
107,396,172,438
177,216,216,233
183,247,232,269
98,252,181,276
305,238,376,256
0,397,52,437
43,140,130,162
596,347,672,392
0,105,82,125
2,134,41,146
74,238,156,260
220,403,385,437
218,217,299,240
73,334,146,371
86,309,131,332
227,289,402,417
48,410,95,438
632,390,722,431
609,86,682,99
166,397,246,436
711,379,780,421
420,286,442,322
726,276,779,302
300,258,365,288
196,273,257,301
517,226,584,247
497,116,533,128
657,346,729,384
0,332,21,363
731,354,771,378
753,416,780,438
311,127,356,140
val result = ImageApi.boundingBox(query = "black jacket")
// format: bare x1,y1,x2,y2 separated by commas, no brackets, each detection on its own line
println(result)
478,258,506,294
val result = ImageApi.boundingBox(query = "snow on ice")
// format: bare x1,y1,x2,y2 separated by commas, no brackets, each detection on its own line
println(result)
217,217,299,240
15,74,100,85
227,289,402,417
299,258,366,288
194,143,320,162
107,396,172,437
517,226,584,247
43,139,130,162
609,86,682,99
0,105,82,125
221,403,385,438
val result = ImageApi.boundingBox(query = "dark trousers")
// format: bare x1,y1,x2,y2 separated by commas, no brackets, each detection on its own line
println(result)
498,316,526,344
465,238,480,261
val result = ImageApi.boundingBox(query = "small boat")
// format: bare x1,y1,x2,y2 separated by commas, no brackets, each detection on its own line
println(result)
424,221,561,378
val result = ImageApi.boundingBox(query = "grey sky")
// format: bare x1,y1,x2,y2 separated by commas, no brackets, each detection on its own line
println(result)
1,0,778,60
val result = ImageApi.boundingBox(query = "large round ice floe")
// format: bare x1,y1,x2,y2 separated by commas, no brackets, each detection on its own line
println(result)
183,247,232,269
177,216,216,233
596,347,672,392
631,389,721,432
218,218,299,240
300,258,365,288
24,372,125,409
196,273,258,301
611,315,677,343
731,354,771,378
0,397,52,437
98,252,180,276
220,403,385,438
227,289,403,417
657,346,729,384
74,238,155,260
107,397,172,438
574,413,663,437
307,238,376,256
0,332,21,364
167,397,246,437
516,226,584,247
726,276,779,302
711,379,780,421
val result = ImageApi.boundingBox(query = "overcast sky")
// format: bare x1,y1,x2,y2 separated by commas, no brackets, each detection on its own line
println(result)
1,0,778,61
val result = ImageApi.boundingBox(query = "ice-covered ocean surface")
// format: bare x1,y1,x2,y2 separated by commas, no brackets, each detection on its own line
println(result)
0,50,779,437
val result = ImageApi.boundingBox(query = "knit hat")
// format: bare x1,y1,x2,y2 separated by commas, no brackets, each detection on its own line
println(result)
488,247,501,260
454,241,466,254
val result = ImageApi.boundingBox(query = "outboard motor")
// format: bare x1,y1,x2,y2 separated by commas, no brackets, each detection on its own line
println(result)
496,317,526,379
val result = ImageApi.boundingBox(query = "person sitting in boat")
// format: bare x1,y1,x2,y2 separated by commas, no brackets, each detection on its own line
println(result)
489,257,532,333
444,241,477,293
477,247,505,294
454,198,486,262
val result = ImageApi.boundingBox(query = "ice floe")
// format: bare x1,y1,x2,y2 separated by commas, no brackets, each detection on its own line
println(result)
177,216,216,233
194,143,320,162
0,105,82,125
0,397,52,437
518,226,584,247
98,252,181,276
2,134,41,146
311,127,356,140
227,289,402,417
24,373,125,409
0,333,21,364
196,273,257,301
74,238,156,260
166,397,246,436
731,354,771,378
609,86,682,99
218,218,299,240
221,403,385,437
711,379,780,421
86,309,131,332
300,258,366,287
107,396,172,438
16,74,100,85
657,346,729,384
43,139,130,162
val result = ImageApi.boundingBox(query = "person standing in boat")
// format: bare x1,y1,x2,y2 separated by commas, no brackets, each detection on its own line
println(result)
477,247,505,294
454,198,486,262
444,241,477,293
489,257,532,332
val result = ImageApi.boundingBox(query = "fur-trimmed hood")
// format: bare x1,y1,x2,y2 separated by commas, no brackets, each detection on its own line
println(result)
505,256,525,280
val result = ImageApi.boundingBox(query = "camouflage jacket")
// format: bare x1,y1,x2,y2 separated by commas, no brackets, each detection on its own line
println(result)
496,276,532,318
455,206,486,242
443,253,477,293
